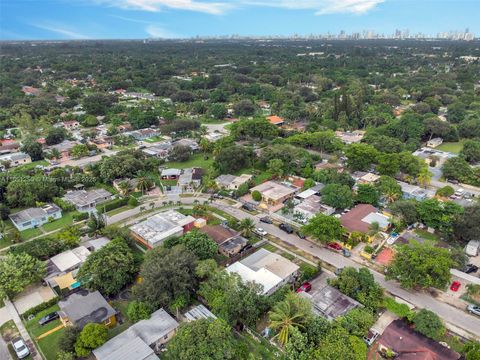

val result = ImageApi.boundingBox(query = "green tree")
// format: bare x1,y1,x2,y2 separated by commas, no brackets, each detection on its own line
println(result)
386,241,455,289
376,176,402,203
0,253,46,299
251,190,262,202
78,238,136,296
453,205,480,244
133,245,198,309
442,157,473,183
416,198,463,234
355,184,379,206
58,326,81,353
321,184,353,209
318,325,368,360
302,214,344,244
70,144,89,159
45,127,66,145
165,319,237,360
345,143,378,171
239,218,255,237
268,158,285,178
377,153,400,176
338,308,374,337
416,166,432,189
412,309,445,340
169,144,192,162
464,341,480,360
207,103,227,119
269,292,312,346
20,138,43,161
127,301,153,322
74,323,108,357
214,145,252,173
435,185,455,198
461,140,480,164
179,230,218,260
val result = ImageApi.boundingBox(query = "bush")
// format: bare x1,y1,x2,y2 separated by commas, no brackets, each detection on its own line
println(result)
53,197,76,212
75,323,108,357
364,245,375,254
251,190,262,202
127,301,152,322
72,211,89,222
128,196,139,207
412,309,445,340
22,297,59,319
435,186,455,198
383,297,414,320
299,263,321,282
58,326,81,353
96,197,128,213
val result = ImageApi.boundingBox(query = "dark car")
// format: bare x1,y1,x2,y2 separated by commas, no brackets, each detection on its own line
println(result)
279,223,293,234
260,217,273,224
38,311,59,326
296,231,306,239
464,264,479,274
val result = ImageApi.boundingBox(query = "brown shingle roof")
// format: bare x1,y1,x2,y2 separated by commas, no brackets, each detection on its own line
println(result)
199,225,237,245
340,204,377,233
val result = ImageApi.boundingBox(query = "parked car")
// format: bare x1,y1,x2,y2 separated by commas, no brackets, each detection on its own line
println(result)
241,244,253,253
11,337,30,359
296,231,306,239
255,228,267,236
260,217,272,224
242,203,255,211
279,223,293,234
342,248,351,257
38,311,59,326
450,281,461,292
296,282,312,293
364,329,379,346
464,264,479,274
327,242,342,251
467,304,480,316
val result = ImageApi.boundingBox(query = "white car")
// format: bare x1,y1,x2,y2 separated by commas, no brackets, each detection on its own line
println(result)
255,228,268,236
12,337,30,359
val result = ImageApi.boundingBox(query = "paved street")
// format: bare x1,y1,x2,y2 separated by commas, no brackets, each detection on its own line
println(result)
0,336,11,360
107,194,480,339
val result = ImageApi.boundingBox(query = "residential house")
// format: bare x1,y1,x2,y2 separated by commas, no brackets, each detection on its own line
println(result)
142,142,172,159
335,130,365,144
117,123,133,133
61,120,80,131
250,181,299,206
398,181,435,201
21,86,41,96
130,210,195,249
314,160,343,172
128,128,159,141
199,225,247,257
62,189,113,212
204,132,225,142
340,204,390,234
47,140,81,161
293,195,334,223
377,320,460,360
353,172,381,185
172,138,199,151
215,174,252,191
178,168,203,193
84,237,111,252
161,168,181,180
226,248,299,296
427,137,443,148
295,184,325,200
89,136,113,149
266,115,285,126
298,285,360,321
44,246,91,293
58,290,117,329
9,204,62,231
0,152,31,169
93,308,179,360
0,140,20,155
112,178,139,193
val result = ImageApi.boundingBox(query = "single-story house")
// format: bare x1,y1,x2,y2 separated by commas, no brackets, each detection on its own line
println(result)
215,174,252,191
314,160,344,172
22,85,41,96
335,130,365,144
295,184,325,200
204,132,225,142
130,210,195,248
298,285,360,320
128,128,159,141
398,181,435,201
353,172,381,185
378,320,460,360
226,248,299,296
219,236,248,257
184,305,217,322
112,178,139,193
58,290,117,329
161,168,181,180
47,140,81,160
0,152,31,168
293,195,334,223
62,189,113,212
340,204,390,234
198,225,247,257
250,181,299,206
93,308,179,360
172,138,199,151
426,137,443,148
89,137,113,149
61,120,80,131
9,204,62,231
142,142,172,159
266,115,285,126
0,140,20,155
178,168,203,192
84,237,111,252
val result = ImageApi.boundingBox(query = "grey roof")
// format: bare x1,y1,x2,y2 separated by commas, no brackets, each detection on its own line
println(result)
63,189,112,207
93,308,178,360
300,285,360,320
215,174,236,186
95,336,159,360
9,204,61,225
161,168,181,177
58,290,116,328
0,152,30,162
220,236,248,252
184,305,217,322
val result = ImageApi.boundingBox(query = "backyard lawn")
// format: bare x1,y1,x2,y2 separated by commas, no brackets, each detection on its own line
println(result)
166,153,214,169
41,212,74,232
436,141,464,154
37,328,65,360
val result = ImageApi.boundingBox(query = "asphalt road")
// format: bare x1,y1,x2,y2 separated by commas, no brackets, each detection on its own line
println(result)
0,336,11,360
108,194,480,338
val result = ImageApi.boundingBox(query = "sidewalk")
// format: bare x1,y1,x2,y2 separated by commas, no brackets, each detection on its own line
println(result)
4,299,42,360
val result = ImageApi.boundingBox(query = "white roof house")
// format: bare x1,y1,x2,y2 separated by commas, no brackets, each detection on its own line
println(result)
226,248,299,296
93,308,179,360
50,246,91,273
184,305,217,322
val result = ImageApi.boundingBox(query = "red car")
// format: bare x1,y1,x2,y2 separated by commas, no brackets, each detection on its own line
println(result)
450,281,461,292
296,282,312,293
327,242,342,251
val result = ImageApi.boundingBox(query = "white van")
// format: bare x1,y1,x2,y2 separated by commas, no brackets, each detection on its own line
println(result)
465,240,480,257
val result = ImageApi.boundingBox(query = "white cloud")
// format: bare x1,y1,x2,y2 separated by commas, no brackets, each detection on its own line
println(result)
243,0,384,14
97,0,232,14
145,24,181,38
32,24,90,39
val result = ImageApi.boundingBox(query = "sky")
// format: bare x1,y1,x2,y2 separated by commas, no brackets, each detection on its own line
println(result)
0,0,478,40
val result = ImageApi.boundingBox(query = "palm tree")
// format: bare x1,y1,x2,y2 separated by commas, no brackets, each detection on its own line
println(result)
239,218,255,237
137,177,152,195
368,221,380,237
417,167,432,189
269,293,312,346
118,181,132,197
384,189,400,203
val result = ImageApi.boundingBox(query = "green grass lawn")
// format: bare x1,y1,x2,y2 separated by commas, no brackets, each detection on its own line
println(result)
10,160,49,173
436,141,464,154
236,333,283,360
166,153,214,169
41,213,74,232
261,243,278,253
37,327,65,360
414,229,440,242
20,227,43,241
25,304,61,339
160,179,178,186
143,136,164,143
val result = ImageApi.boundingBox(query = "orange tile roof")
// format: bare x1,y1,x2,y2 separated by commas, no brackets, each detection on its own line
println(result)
266,115,284,125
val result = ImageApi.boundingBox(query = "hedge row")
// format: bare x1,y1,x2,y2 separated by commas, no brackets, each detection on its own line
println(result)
96,197,128,213
72,211,89,221
22,296,59,319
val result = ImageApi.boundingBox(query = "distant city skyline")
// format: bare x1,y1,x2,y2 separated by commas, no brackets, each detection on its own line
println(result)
1,0,478,40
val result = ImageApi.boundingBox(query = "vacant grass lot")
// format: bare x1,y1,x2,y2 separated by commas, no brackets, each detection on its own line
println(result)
166,153,214,169
436,141,464,154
